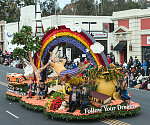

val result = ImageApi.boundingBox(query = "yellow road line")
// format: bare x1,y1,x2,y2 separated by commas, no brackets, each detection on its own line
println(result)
101,119,131,125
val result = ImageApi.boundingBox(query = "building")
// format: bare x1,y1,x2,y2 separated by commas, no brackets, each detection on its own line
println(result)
112,9,150,64
0,21,6,52
2,4,112,60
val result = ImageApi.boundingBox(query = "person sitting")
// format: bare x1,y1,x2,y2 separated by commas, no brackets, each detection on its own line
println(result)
139,74,150,90
66,86,80,112
140,67,145,76
129,73,134,88
80,87,91,114
116,80,131,104
134,67,139,77
137,73,143,84
37,79,46,100
133,73,143,87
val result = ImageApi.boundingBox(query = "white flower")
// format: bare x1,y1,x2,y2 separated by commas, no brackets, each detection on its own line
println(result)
34,44,36,47
53,35,56,38
86,49,90,53
90,42,104,54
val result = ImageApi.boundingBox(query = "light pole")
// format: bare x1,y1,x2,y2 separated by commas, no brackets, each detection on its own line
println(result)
55,0,56,15
82,22,97,34
17,1,25,32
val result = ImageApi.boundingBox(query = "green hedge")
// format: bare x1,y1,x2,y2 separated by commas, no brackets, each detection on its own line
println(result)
6,93,21,101
44,107,141,121
19,100,45,112
6,93,141,121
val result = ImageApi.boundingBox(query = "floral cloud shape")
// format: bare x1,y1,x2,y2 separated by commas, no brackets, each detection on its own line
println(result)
90,42,104,54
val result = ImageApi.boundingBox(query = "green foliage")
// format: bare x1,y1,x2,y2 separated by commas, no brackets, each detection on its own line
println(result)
76,0,96,15
88,66,124,81
20,100,45,112
13,47,27,58
11,25,42,53
62,0,143,16
6,93,141,121
47,80,56,87
52,92,65,100
6,94,21,101
45,26,54,34
45,107,141,121
0,0,60,23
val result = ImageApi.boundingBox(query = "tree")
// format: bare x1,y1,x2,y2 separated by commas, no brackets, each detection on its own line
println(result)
24,0,35,6
75,0,96,15
41,0,61,16
0,0,19,23
61,2,77,15
0,0,61,22
12,25,51,95
126,0,140,10
100,0,114,16
138,0,148,9
99,0,141,16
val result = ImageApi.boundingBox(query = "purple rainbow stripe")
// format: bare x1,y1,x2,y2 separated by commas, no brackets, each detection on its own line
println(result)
41,37,96,66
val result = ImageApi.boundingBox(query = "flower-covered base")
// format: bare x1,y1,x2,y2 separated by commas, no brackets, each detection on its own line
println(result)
6,91,141,121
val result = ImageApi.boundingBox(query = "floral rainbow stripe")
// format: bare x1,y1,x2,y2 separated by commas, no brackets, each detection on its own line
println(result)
35,26,107,71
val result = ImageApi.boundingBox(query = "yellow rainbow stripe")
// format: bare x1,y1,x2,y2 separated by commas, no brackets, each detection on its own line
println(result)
38,32,100,69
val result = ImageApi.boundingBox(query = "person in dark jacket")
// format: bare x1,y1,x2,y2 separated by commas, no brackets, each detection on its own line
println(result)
140,67,145,76
80,87,91,113
66,86,80,112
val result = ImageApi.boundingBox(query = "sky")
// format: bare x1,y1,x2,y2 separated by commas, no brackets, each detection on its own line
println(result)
57,0,71,9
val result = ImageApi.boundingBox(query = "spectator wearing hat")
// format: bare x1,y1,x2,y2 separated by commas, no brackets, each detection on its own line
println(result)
66,86,80,112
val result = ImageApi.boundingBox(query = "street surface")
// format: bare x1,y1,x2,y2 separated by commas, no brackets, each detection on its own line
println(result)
0,65,149,125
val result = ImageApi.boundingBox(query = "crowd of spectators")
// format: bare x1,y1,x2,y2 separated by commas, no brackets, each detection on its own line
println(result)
0,49,24,69
108,54,150,90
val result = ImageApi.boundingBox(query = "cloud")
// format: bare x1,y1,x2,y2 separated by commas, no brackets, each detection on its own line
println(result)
90,42,104,54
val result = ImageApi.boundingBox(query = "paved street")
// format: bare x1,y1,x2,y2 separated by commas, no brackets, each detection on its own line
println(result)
0,65,150,125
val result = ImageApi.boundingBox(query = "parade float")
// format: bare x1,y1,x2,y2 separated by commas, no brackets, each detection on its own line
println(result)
5,24,141,121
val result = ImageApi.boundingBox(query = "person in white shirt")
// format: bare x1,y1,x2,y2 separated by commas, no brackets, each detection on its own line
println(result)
123,62,127,69
137,73,143,84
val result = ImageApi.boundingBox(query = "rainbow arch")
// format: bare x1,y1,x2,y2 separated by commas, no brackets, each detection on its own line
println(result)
34,25,109,80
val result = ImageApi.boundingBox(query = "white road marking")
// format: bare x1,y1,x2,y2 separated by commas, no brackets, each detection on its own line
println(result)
0,81,8,86
9,103,11,105
6,111,19,119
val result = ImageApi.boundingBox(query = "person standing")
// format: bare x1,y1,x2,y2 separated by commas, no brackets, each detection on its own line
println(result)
147,58,150,75
133,56,138,67
80,87,91,113
141,60,147,76
66,86,80,112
